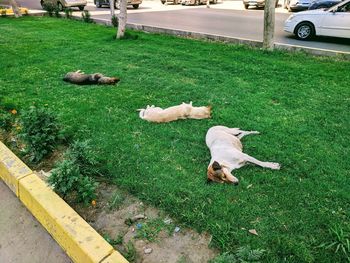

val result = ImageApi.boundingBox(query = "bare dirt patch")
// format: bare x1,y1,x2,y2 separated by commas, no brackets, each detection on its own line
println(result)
70,183,218,263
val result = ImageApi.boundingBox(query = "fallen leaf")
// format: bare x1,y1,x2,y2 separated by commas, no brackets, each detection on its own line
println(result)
248,229,258,236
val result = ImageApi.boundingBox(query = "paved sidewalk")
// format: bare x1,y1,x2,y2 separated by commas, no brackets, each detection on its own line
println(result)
0,181,70,263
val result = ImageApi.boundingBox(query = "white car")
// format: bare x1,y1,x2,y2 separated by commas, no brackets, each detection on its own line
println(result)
284,0,350,40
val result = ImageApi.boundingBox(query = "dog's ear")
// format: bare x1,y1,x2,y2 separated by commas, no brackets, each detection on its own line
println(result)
212,161,221,171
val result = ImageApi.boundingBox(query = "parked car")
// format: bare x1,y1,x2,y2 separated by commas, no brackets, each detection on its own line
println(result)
284,0,312,11
40,0,87,11
243,0,279,9
94,0,142,9
161,0,181,4
308,0,342,9
181,0,217,6
284,0,350,39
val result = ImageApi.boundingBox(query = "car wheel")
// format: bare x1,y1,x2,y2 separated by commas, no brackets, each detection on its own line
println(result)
79,6,84,10
57,2,64,11
212,0,217,4
295,22,315,40
195,0,200,5
132,4,139,8
114,2,120,9
275,0,279,7
96,0,102,7
244,3,249,8
40,0,44,7
174,0,178,4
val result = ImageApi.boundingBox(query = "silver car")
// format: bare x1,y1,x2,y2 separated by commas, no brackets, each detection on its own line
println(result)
95,0,142,9
284,0,312,11
40,0,87,10
182,0,217,5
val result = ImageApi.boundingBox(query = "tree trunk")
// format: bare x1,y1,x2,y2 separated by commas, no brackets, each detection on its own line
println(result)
9,0,22,17
110,0,115,17
117,0,127,39
263,0,275,50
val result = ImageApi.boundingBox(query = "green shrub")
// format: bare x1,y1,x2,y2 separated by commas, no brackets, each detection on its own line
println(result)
42,2,55,16
0,111,13,132
111,15,118,28
64,8,72,18
64,139,100,176
48,140,99,205
20,106,60,163
54,6,61,18
82,10,93,23
48,159,98,205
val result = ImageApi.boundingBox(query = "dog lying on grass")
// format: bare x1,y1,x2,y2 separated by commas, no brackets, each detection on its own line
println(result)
63,70,120,85
138,102,211,123
206,126,280,185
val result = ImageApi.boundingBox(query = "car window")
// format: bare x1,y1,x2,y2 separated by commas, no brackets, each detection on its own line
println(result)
338,2,350,11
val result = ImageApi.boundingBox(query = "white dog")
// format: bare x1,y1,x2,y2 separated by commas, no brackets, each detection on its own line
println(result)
206,126,280,185
138,102,211,123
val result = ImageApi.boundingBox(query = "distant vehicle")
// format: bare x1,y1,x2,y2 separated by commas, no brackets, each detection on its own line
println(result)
284,0,312,11
181,0,217,6
308,0,341,9
41,0,87,10
284,0,350,39
161,0,180,4
243,0,279,9
94,0,142,9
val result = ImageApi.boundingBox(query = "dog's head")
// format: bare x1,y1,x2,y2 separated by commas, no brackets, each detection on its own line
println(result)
207,161,239,185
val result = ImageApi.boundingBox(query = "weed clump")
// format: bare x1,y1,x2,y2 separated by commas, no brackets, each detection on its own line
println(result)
82,10,93,23
20,106,61,163
48,140,99,205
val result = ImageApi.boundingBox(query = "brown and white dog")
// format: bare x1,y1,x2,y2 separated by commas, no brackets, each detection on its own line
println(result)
138,102,211,123
63,70,120,85
206,126,280,185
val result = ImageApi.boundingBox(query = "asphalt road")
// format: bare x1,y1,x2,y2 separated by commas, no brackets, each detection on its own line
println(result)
17,0,350,52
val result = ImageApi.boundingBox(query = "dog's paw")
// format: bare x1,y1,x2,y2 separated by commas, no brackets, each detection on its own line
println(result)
267,162,281,170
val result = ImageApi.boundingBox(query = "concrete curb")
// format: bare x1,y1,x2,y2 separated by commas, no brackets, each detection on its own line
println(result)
90,16,350,59
22,10,349,58
0,141,128,263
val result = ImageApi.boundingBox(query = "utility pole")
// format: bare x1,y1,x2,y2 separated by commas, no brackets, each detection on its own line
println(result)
263,0,275,50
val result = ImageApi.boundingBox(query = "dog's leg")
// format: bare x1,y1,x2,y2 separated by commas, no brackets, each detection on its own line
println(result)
237,130,260,139
239,152,280,170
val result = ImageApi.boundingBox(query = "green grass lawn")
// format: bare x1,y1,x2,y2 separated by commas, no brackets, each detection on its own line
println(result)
1,16,349,262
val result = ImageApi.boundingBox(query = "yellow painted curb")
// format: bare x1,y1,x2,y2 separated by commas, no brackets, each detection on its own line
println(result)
0,141,128,263
0,7,29,15
0,142,32,195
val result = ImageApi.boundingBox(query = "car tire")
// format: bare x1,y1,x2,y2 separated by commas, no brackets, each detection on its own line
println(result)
161,0,166,3
79,6,84,10
195,0,199,5
295,22,315,40
114,2,120,9
212,0,217,4
133,4,139,8
57,2,64,11
40,0,44,7
275,0,279,7
96,0,102,7
244,3,249,8
174,0,178,4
